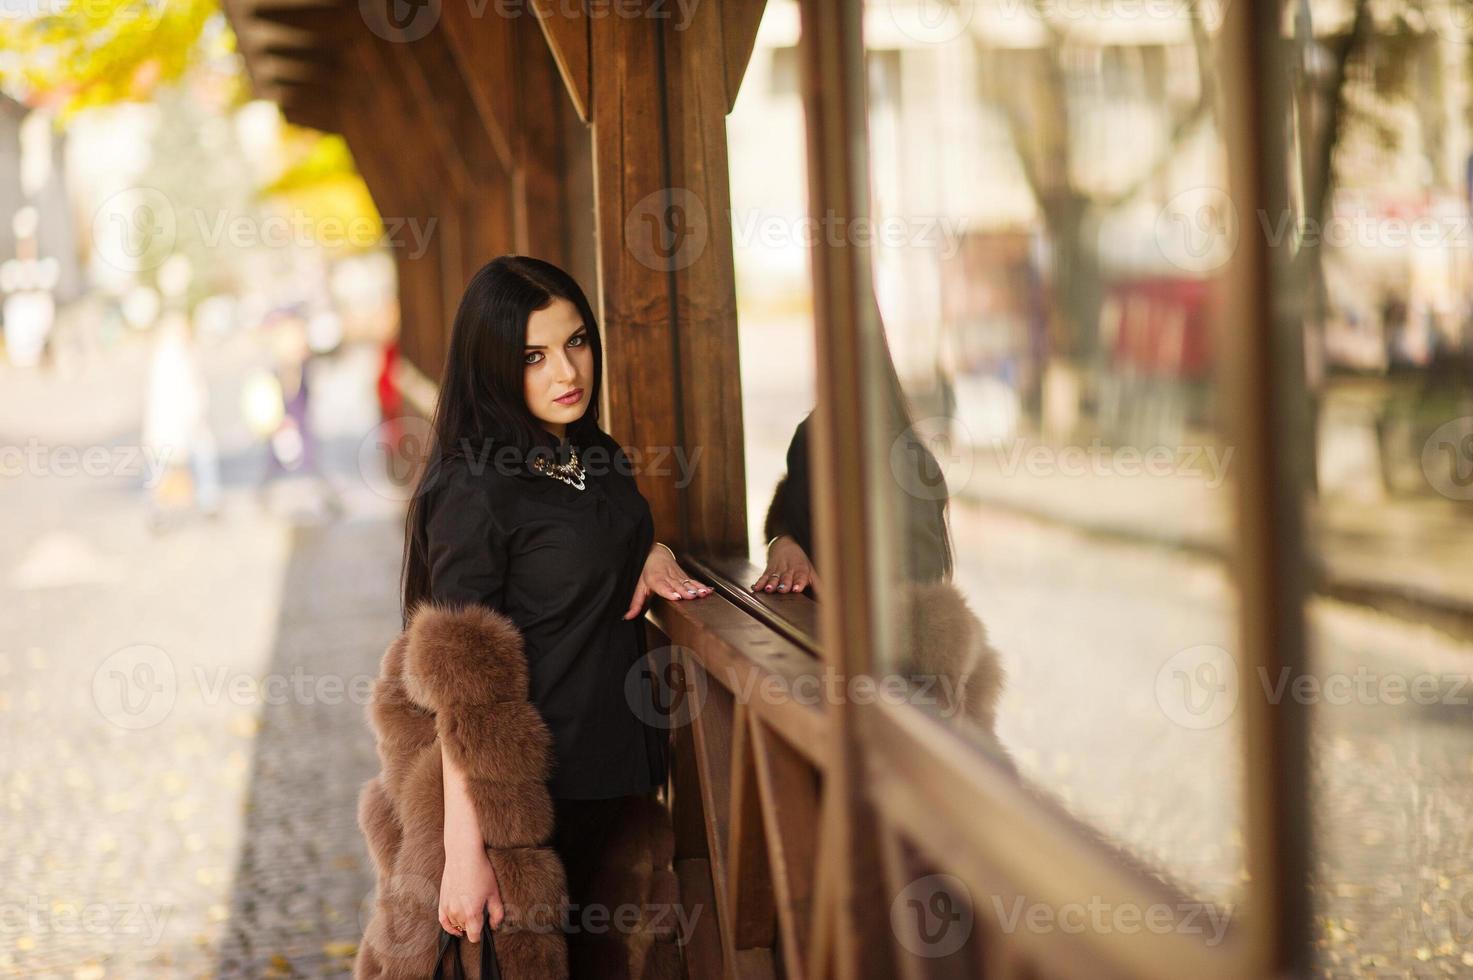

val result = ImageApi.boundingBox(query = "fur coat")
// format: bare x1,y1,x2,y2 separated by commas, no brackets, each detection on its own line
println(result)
353,602,682,980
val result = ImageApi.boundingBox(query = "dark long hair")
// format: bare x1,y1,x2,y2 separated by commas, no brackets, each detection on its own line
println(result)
398,255,605,627
876,318,956,583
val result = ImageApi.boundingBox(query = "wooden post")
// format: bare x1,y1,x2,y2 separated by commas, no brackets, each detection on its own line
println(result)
796,0,895,976
588,12,685,542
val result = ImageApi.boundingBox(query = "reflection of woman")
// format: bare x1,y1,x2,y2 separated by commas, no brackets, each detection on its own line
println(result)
378,256,710,975
752,333,954,594
750,321,1008,756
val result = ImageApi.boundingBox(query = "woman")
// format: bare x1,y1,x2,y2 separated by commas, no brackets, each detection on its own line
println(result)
398,255,713,971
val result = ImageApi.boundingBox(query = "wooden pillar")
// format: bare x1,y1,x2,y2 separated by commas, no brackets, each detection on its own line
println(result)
660,0,749,554
588,12,685,543
796,0,895,976
511,10,578,270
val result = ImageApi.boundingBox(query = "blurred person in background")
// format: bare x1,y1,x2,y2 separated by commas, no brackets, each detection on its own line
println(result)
141,310,220,528
247,305,343,520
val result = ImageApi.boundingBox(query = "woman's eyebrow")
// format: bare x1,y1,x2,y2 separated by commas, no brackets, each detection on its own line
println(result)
525,325,589,349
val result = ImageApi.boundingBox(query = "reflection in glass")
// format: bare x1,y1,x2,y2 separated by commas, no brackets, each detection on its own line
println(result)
857,0,1245,911
1288,3,1473,974
729,0,819,566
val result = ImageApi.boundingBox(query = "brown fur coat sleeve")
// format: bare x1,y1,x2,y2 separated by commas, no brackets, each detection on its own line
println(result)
354,602,569,979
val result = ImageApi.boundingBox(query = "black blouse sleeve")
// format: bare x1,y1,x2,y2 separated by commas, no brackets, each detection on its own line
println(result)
762,412,815,558
424,463,509,610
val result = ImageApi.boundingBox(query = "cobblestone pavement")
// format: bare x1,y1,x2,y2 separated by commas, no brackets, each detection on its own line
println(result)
1,330,404,978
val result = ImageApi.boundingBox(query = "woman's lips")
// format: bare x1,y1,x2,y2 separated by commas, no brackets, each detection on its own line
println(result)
554,387,584,405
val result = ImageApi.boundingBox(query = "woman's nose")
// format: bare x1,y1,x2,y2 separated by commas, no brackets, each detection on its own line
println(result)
550,350,577,383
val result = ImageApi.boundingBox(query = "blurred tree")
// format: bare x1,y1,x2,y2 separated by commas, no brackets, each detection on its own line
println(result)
261,130,384,252
0,1,380,314
975,0,1221,371
0,0,222,121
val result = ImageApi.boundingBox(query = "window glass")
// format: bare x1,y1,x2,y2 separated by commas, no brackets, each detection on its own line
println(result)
729,0,818,564
1290,4,1473,974
861,0,1244,909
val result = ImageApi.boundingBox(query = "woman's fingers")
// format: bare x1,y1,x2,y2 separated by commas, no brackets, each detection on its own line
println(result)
439,908,460,935
464,909,483,944
669,566,711,597
624,581,648,619
487,894,505,932
653,573,713,600
750,563,816,594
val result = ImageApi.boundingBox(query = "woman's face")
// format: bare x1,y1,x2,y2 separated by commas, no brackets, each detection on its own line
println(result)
523,297,594,439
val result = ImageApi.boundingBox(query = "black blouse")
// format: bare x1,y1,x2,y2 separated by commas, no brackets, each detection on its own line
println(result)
420,427,669,800
762,409,952,584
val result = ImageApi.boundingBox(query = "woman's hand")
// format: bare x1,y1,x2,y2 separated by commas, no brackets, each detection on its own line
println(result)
440,743,503,941
750,534,820,594
439,844,503,943
624,542,713,618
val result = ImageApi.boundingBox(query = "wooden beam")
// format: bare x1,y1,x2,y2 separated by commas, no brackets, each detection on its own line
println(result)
683,654,738,970
721,0,768,113
589,11,682,542
437,0,518,174
248,3,349,38
1226,0,1312,972
341,35,455,378
675,857,728,980
514,6,585,269
661,0,748,553
460,188,516,280
645,590,827,769
727,700,778,956
274,84,340,133
749,716,820,980
795,0,895,976
361,30,473,197
258,43,340,68
863,705,1237,980
531,0,592,122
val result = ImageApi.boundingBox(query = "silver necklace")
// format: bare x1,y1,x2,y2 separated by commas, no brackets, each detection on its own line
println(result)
530,444,586,490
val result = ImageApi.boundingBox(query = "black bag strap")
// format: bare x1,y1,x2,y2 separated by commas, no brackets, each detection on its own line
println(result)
436,906,503,980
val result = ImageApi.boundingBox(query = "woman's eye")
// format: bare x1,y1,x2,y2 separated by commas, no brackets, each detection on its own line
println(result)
568,334,586,348
524,352,543,366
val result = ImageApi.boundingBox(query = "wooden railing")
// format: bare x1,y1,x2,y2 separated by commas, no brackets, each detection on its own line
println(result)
646,565,828,980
